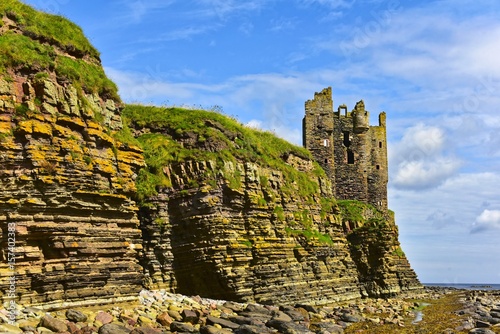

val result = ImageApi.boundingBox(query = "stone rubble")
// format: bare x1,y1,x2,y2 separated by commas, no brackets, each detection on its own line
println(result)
455,289,500,334
1,288,455,334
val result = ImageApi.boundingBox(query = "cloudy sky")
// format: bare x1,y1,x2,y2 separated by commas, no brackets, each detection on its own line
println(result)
23,0,500,284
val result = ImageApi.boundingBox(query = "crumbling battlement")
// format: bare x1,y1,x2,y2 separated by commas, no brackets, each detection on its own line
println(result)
303,87,388,210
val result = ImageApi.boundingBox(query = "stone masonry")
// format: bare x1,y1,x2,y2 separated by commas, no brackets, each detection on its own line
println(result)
303,87,388,210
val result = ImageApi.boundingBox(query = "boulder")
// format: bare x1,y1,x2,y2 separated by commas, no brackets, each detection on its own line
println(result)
170,321,196,333
98,323,131,334
95,312,113,325
206,315,240,330
39,315,69,333
200,325,234,334
66,310,88,323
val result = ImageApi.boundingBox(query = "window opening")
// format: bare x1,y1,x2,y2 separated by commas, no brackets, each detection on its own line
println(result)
379,141,382,148
323,139,330,147
343,131,350,147
347,151,355,164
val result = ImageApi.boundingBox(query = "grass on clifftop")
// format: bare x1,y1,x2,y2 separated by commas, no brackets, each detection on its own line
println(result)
120,105,326,200
0,0,99,59
0,1,118,100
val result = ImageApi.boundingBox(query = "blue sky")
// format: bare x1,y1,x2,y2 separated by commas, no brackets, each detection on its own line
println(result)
23,0,500,284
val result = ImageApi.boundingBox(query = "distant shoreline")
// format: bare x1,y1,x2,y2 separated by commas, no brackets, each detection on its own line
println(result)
424,283,500,290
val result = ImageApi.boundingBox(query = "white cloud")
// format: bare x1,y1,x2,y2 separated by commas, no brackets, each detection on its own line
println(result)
393,158,461,190
390,171,500,282
269,17,297,32
472,209,500,233
271,125,303,146
389,124,461,190
239,21,254,35
158,26,215,42
245,119,263,129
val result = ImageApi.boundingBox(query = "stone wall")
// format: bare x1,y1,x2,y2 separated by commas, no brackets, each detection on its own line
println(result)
303,87,335,190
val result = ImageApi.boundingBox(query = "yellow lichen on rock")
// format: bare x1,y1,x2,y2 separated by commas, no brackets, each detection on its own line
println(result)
31,120,53,137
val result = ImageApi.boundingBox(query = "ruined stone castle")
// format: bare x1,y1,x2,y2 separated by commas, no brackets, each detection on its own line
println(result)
303,87,388,210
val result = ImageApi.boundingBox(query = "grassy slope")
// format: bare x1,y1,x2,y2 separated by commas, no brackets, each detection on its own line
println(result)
0,0,118,100
119,104,327,201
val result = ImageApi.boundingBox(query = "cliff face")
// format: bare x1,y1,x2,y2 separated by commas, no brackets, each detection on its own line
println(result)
127,105,421,305
0,1,420,308
0,1,144,307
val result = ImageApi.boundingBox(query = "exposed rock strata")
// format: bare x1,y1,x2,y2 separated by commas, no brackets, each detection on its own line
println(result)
0,4,145,306
139,157,420,305
0,73,145,306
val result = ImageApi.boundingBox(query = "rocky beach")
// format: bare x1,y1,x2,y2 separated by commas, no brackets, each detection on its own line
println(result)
1,287,500,334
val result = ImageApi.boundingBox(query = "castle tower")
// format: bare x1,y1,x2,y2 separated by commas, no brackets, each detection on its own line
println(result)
303,87,336,191
303,88,388,210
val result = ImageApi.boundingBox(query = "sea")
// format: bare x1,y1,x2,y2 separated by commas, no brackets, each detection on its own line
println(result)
424,283,500,290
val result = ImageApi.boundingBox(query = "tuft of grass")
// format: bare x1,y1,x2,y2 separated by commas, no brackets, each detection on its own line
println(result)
55,56,118,100
0,32,55,73
320,197,336,220
112,120,141,147
226,168,242,190
337,200,368,223
14,103,30,118
337,200,386,227
393,246,405,258
273,206,285,221
239,239,253,248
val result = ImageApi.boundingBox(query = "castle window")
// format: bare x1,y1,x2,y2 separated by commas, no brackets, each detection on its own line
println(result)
343,131,350,147
376,165,380,170
347,151,355,164
325,159,329,164
323,139,330,147
379,141,383,148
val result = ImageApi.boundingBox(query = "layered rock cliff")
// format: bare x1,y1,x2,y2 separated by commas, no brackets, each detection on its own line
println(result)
0,0,144,307
0,0,420,308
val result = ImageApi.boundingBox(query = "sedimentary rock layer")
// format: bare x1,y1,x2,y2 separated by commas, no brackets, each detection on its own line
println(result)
139,156,421,305
0,2,145,306
0,74,145,306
